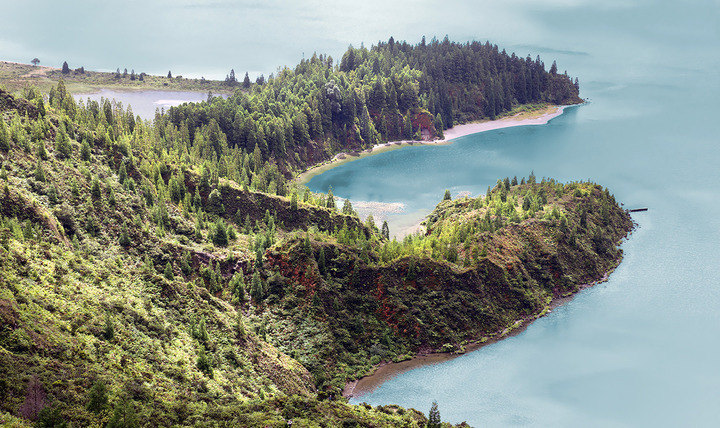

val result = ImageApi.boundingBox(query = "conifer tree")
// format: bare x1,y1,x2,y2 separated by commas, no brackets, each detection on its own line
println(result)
231,270,246,302
164,262,174,280
37,141,48,160
317,246,326,276
342,198,354,216
434,113,444,138
213,218,228,247
251,271,264,302
55,129,71,159
403,114,413,140
0,118,9,151
119,223,130,247
103,312,115,340
91,176,102,199
80,140,91,161
34,160,45,182
107,398,139,428
427,401,441,428
86,380,108,413
118,162,127,183
326,188,336,210
381,221,390,240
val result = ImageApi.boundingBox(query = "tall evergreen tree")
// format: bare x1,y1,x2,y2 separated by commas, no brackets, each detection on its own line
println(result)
86,380,108,413
427,401,441,428
0,118,9,151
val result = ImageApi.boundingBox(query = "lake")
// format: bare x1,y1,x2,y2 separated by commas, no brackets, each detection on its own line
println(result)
34,0,720,425
304,2,720,427
72,89,227,121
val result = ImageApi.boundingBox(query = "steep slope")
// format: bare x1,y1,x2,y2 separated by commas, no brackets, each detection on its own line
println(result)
0,77,627,426
0,89,427,426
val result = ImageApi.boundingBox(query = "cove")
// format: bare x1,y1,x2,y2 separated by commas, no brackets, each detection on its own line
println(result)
306,2,720,425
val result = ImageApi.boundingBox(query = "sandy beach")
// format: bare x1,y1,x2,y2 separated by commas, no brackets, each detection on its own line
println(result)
295,104,570,185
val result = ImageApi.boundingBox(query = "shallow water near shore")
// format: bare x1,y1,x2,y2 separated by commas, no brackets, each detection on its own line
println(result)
305,2,720,426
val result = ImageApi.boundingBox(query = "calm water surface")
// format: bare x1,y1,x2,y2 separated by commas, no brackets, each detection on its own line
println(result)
72,89,225,121
305,2,720,427
12,0,718,425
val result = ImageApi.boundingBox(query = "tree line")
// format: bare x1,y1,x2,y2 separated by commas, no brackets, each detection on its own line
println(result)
159,36,582,176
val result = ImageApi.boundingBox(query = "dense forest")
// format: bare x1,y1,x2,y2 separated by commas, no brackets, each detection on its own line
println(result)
0,69,625,426
161,37,582,178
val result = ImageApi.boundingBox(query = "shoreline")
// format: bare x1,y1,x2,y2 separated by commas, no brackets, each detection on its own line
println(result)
296,103,573,185
342,266,616,400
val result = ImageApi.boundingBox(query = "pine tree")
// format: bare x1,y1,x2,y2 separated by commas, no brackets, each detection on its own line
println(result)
342,198,354,216
164,262,174,280
37,141,48,160
167,70,172,78
317,246,326,276
433,113,444,138
326,188,336,210
197,316,209,343
107,399,139,428
103,312,115,340
86,380,108,413
443,189,451,200
37,97,46,117
80,140,91,161
118,162,127,183
47,184,59,205
427,401,441,428
55,129,72,158
0,118,9,151
61,61,70,74
119,223,130,247
403,114,413,140
34,160,45,182
196,347,212,376
251,271,264,302
243,72,251,88
231,271,246,302
212,219,228,247
381,221,390,240
91,176,101,199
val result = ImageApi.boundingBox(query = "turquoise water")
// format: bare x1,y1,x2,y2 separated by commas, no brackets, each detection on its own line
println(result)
304,3,720,427
7,0,718,425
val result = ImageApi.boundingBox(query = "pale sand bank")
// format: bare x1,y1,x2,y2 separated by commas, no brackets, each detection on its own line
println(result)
295,104,570,185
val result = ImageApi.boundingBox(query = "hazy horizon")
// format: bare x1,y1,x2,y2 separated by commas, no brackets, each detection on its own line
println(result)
3,0,701,81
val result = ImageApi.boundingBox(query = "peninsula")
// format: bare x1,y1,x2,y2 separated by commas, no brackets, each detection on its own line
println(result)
0,38,619,427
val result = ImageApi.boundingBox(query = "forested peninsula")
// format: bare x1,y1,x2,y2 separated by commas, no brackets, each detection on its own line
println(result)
161,37,582,185
0,39,622,427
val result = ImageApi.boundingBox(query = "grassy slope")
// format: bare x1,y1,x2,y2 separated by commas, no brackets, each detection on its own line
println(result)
0,61,234,95
257,180,633,393
0,92,429,426
0,87,630,426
